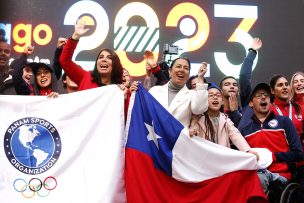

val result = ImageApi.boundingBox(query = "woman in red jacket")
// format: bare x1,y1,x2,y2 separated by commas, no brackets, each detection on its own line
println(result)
59,20,123,91
290,72,304,113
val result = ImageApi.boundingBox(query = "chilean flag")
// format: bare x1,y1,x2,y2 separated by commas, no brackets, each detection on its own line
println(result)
125,84,268,203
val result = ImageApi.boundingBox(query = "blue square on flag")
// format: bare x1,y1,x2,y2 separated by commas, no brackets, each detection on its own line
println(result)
126,84,184,176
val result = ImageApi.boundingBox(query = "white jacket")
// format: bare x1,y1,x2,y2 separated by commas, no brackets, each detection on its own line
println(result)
149,82,208,128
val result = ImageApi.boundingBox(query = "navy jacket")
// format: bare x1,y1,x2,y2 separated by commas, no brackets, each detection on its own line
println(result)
238,111,303,179
227,49,256,127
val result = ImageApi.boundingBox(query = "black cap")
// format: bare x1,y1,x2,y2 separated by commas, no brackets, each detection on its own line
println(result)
30,62,53,74
250,83,271,100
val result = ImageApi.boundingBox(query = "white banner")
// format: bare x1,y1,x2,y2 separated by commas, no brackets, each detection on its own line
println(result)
0,86,126,203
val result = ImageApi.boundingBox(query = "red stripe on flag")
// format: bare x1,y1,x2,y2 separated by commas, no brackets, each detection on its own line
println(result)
126,148,268,203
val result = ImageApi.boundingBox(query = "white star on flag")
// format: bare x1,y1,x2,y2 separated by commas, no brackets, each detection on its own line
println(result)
145,121,162,149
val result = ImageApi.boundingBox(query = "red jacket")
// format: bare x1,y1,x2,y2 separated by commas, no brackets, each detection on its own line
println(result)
59,38,129,121
270,98,303,139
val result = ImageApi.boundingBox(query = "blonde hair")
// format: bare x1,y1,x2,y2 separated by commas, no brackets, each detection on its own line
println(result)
290,71,304,99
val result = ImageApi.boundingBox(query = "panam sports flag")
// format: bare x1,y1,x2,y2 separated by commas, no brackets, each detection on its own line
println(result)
0,86,125,203
125,84,270,203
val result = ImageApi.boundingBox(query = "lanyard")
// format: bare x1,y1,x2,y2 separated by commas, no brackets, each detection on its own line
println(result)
274,103,292,120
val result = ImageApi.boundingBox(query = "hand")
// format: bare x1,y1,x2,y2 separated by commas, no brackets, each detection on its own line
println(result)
197,62,208,83
228,93,238,111
130,81,139,92
47,92,59,99
189,129,199,138
57,37,67,49
24,45,34,55
72,19,90,40
247,149,260,161
145,62,152,76
118,84,129,99
251,38,262,51
144,50,157,68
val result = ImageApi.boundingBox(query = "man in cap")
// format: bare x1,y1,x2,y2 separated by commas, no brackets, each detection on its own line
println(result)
238,83,303,192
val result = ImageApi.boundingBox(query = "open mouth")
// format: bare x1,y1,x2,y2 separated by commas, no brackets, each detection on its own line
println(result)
100,64,108,69
211,101,220,106
40,78,48,85
177,73,185,80
260,102,267,107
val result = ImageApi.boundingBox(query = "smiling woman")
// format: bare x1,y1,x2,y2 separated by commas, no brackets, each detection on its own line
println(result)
269,74,303,141
149,57,208,128
59,19,123,91
31,63,59,96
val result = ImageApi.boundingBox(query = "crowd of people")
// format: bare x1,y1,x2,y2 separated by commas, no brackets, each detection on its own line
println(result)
1,19,304,201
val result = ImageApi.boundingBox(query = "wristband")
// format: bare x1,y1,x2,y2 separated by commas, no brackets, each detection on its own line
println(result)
248,48,257,53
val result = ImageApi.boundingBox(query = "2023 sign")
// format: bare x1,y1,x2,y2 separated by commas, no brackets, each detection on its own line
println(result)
1,1,258,78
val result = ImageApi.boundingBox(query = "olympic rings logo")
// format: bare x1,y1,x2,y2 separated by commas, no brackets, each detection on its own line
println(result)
13,176,57,198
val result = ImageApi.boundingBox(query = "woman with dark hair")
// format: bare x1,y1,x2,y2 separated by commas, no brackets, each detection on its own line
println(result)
59,20,123,91
31,63,59,96
269,74,303,138
149,57,208,128
190,83,258,157
11,45,59,97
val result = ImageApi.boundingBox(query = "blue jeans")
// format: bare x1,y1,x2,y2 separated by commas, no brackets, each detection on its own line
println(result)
257,169,288,192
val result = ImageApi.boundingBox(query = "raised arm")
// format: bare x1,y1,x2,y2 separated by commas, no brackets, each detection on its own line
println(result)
52,37,67,80
11,45,34,95
59,20,90,85
239,38,262,108
190,64,208,115
144,50,168,86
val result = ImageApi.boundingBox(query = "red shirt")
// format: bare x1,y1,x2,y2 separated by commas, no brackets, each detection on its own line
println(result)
59,38,129,121
39,88,52,96
270,98,303,140
294,93,304,112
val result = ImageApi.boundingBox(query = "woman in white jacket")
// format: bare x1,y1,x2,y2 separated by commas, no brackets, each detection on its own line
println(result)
149,57,208,128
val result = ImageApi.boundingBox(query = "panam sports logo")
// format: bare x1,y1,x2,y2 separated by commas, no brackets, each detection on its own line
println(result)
4,117,61,175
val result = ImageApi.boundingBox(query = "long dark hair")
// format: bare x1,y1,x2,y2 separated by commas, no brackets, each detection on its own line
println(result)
33,69,58,95
91,48,123,86
203,112,216,143
270,74,301,117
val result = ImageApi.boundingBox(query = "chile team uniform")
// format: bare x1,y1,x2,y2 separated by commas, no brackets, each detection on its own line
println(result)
238,112,303,180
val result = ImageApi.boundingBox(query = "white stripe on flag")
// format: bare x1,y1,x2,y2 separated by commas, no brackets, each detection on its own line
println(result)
172,128,271,182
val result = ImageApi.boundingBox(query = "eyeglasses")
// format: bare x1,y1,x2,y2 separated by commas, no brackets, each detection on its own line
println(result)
208,93,222,99
254,92,270,98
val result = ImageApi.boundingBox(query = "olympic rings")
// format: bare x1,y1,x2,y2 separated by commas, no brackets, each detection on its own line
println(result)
29,177,42,192
13,176,57,198
13,178,27,192
43,176,57,190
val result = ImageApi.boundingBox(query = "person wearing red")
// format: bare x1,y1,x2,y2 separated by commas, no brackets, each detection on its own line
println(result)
59,20,123,90
269,75,303,142
289,72,304,200
59,19,135,120
290,72,304,115
269,75,304,200
238,83,303,193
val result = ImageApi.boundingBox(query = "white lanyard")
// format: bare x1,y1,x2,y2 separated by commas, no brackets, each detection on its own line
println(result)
274,103,292,120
